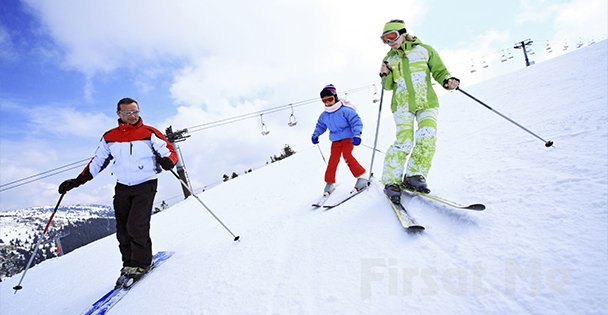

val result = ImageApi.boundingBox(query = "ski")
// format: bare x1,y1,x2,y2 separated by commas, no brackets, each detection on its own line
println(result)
312,193,331,208
83,251,175,315
323,188,367,209
401,185,485,211
384,193,425,231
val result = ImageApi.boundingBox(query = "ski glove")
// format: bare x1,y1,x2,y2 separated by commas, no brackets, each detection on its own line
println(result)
58,178,82,194
157,156,175,171
312,135,319,145
352,136,361,146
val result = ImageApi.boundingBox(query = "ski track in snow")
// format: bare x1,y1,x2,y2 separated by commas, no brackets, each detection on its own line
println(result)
1,41,607,315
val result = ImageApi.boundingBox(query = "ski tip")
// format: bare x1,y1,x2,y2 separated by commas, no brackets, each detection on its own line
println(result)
467,204,486,211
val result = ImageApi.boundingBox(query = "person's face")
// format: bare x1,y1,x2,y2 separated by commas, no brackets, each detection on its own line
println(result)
117,102,140,124
387,34,405,49
381,30,405,49
322,95,336,106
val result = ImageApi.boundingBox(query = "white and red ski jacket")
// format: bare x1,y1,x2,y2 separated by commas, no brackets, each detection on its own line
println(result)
78,118,178,186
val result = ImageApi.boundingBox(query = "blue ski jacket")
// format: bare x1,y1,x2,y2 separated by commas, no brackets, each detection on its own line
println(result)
312,103,363,142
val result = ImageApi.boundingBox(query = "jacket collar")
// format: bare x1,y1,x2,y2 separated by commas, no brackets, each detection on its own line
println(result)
324,100,343,113
117,117,143,130
389,35,422,55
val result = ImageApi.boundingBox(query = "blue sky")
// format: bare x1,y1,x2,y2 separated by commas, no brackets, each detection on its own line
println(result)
1,0,606,210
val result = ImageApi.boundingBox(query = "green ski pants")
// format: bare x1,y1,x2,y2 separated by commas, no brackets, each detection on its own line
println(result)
382,107,438,185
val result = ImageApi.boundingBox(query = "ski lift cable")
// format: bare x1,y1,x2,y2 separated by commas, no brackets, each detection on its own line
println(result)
0,157,92,188
186,85,373,132
0,163,88,192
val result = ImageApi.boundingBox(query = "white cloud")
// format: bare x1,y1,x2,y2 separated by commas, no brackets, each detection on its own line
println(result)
26,105,115,138
552,0,608,40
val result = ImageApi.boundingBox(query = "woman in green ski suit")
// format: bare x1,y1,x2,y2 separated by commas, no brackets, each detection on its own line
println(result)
379,19,460,202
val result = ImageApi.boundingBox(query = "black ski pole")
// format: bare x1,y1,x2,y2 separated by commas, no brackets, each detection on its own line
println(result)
13,193,66,293
169,169,240,241
457,87,554,147
368,74,388,182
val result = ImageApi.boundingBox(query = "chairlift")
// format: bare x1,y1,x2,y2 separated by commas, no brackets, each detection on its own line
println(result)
500,50,508,62
469,61,477,73
287,105,297,127
576,40,584,48
545,41,552,53
260,114,270,136
507,51,514,59
482,60,488,68
372,84,379,103
563,42,569,51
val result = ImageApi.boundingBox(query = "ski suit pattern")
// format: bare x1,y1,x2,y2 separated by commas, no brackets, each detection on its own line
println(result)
381,37,450,185
382,107,438,184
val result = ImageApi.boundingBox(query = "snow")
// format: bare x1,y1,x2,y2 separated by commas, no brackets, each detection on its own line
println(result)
1,40,607,314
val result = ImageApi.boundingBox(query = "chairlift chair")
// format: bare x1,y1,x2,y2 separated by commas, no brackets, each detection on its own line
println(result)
372,84,379,103
287,105,297,127
260,114,270,135
500,50,508,62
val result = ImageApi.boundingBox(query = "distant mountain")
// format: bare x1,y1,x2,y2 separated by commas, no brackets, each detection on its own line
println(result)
0,205,116,280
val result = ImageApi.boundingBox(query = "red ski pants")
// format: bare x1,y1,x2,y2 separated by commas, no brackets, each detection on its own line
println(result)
325,138,366,183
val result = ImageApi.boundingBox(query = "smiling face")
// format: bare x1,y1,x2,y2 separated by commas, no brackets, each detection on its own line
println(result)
117,102,140,124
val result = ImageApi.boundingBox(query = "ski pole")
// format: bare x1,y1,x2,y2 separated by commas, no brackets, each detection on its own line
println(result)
457,87,554,147
13,193,65,293
316,144,327,164
368,74,388,181
169,169,240,241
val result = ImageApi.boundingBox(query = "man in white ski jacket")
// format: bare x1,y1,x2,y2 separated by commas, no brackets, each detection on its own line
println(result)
58,97,178,286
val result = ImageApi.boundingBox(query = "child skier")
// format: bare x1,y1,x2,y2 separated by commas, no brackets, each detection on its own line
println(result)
312,84,368,195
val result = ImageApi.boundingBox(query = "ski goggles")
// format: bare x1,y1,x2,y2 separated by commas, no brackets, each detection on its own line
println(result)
118,110,140,115
321,96,335,105
381,29,404,44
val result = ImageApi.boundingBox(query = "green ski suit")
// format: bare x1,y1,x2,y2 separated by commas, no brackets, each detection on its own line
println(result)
381,36,453,185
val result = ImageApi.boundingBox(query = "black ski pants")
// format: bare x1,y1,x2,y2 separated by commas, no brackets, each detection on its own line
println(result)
113,179,157,268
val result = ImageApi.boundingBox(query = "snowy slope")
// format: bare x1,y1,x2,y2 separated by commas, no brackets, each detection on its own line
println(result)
1,41,606,315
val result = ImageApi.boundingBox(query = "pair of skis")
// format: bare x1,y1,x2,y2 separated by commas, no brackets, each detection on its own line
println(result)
82,251,174,315
313,183,485,232
389,185,487,231
312,187,367,209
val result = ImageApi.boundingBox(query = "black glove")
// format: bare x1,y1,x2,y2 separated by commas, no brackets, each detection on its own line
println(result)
58,178,81,194
158,157,175,170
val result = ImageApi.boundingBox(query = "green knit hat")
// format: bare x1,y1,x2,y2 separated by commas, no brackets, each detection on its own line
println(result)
382,19,407,34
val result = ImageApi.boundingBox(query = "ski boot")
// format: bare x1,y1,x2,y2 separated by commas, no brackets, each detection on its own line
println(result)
122,265,152,288
115,266,136,288
384,184,401,204
323,183,335,196
353,177,369,192
402,175,430,194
